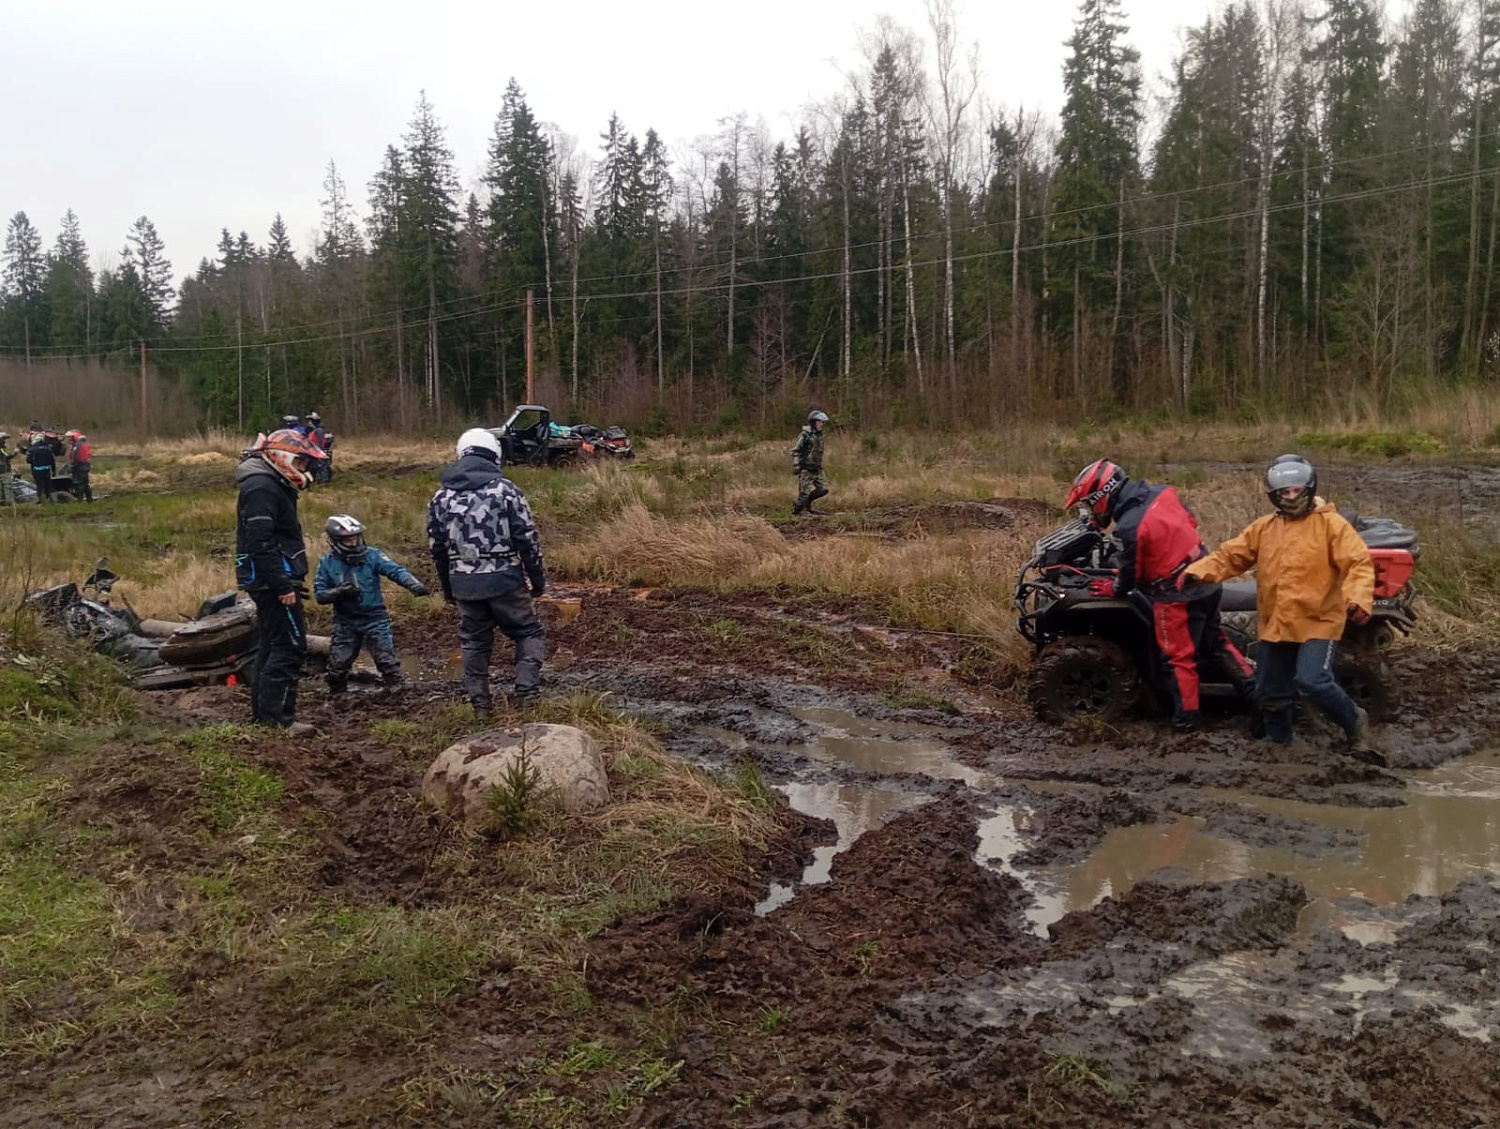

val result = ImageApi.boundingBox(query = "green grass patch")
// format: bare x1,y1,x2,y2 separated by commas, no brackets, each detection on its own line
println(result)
1044,1052,1135,1099
1296,429,1447,458
185,724,287,835
1413,523,1500,621
266,904,496,1046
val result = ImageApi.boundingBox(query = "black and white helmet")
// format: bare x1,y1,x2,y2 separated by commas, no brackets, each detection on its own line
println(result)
306,411,322,425
325,513,367,561
808,410,829,426
1265,454,1317,518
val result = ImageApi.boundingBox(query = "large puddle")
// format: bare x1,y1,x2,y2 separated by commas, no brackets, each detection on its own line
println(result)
726,704,1500,939
1035,750,1500,936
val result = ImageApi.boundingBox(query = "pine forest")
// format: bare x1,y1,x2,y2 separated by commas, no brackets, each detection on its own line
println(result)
3,0,1499,433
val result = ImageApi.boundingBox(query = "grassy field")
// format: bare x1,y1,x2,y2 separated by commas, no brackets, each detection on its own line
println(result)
2,418,1498,1123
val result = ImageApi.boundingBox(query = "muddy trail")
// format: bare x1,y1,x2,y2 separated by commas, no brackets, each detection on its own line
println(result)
1173,459,1500,538
13,503,1500,1126
541,583,1500,1124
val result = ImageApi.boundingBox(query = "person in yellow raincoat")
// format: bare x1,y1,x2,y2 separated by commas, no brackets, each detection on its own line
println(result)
1182,454,1377,756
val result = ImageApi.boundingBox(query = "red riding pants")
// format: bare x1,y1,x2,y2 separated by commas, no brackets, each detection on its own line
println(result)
1152,592,1253,717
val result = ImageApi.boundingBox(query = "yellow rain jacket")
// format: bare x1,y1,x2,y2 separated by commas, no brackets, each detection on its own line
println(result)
1184,503,1374,643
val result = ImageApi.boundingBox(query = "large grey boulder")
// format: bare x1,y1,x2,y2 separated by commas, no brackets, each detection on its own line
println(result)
422,723,610,829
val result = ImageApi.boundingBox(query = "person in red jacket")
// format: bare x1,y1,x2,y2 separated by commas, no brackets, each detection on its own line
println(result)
1066,459,1255,731
65,430,93,502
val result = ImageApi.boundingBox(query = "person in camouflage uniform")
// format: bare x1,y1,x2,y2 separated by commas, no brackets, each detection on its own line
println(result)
0,432,17,508
427,428,548,715
791,410,830,515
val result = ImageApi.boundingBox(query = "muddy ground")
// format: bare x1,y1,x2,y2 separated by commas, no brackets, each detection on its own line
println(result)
10,502,1500,1126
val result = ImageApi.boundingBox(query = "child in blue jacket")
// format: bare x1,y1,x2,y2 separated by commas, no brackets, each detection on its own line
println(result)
314,514,430,691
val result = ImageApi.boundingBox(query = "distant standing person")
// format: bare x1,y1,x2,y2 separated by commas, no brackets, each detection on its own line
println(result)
27,432,55,503
792,410,830,516
427,428,548,716
235,427,327,735
305,412,334,482
67,430,93,502
0,432,17,507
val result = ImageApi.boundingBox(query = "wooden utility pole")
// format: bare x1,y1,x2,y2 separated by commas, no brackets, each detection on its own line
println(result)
139,340,149,433
525,288,535,404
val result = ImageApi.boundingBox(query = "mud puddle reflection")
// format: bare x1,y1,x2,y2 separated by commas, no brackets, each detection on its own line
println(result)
1037,748,1500,934
704,707,1004,914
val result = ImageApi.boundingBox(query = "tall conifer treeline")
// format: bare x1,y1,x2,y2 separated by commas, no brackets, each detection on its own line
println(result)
3,0,1498,431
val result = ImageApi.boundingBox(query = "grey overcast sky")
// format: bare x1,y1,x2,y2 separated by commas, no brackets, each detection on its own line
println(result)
0,0,1395,282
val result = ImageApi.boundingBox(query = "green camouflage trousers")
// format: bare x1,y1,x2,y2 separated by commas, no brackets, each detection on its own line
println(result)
797,468,829,497
0,471,14,507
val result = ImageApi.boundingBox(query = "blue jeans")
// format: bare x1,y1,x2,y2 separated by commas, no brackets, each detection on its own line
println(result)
1255,639,1359,743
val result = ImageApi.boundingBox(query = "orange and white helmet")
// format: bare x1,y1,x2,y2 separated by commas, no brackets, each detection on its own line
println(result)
254,428,327,490
65,429,81,441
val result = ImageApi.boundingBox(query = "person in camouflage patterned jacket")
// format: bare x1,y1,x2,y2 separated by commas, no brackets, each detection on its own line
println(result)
427,428,547,715
792,410,830,515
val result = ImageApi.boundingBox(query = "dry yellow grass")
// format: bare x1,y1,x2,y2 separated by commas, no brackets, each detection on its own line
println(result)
113,554,237,620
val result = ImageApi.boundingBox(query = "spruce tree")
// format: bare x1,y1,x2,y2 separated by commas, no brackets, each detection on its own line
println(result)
2,211,49,357
1052,0,1142,399
126,216,174,333
45,208,93,352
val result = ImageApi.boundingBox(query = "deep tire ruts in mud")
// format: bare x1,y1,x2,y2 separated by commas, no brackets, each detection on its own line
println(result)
1027,636,1140,723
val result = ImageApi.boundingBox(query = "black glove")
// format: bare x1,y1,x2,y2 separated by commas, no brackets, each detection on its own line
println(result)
407,580,431,598
315,581,358,606
530,578,546,598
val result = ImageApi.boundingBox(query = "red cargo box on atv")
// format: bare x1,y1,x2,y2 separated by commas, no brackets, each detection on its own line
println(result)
1370,548,1415,599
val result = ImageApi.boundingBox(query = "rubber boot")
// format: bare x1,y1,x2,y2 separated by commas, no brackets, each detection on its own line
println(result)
464,673,492,720
793,494,808,516
1172,709,1202,733
1343,706,1387,768
326,675,348,694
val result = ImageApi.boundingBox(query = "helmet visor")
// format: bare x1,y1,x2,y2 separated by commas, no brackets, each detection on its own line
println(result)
1266,461,1314,492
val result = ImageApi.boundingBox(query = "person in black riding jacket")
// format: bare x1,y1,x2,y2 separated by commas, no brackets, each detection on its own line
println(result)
235,427,326,733
27,433,56,503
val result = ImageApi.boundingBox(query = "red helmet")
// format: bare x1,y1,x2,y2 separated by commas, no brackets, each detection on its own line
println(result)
254,428,327,490
1065,459,1128,527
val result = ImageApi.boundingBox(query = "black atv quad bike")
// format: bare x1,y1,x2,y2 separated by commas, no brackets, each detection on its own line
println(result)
1014,514,1419,725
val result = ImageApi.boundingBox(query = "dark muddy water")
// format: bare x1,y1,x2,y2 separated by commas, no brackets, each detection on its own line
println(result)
734,700,1500,956
1039,749,1500,928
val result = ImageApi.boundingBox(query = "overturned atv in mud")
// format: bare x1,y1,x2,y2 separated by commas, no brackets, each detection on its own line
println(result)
23,573,284,690
1015,515,1419,724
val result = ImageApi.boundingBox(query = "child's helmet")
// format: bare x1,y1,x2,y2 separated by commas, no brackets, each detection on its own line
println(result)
325,514,367,562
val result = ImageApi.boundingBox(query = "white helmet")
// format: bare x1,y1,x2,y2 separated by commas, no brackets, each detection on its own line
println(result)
457,427,503,463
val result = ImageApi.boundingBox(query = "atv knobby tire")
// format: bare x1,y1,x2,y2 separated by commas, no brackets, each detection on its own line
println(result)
1028,637,1141,724
1333,649,1399,723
